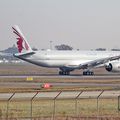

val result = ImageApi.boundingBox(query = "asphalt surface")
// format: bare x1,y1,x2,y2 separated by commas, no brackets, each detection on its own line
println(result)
0,74,120,80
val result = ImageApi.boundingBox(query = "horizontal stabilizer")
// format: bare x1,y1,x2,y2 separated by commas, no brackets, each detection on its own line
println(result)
13,51,35,58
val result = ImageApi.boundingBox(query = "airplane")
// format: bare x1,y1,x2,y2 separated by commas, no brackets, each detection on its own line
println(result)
12,25,120,75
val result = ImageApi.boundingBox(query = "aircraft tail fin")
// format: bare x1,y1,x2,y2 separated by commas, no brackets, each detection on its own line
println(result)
12,25,32,53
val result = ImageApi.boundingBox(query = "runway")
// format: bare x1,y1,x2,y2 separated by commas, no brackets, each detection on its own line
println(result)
0,74,120,80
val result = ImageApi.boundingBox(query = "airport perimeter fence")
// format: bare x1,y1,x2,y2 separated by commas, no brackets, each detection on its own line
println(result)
0,90,120,120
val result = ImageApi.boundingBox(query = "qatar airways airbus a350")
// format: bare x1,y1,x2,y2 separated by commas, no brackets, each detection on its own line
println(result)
12,25,120,75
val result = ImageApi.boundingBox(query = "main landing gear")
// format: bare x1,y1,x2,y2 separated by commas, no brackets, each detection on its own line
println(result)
83,70,94,76
59,71,70,75
58,68,94,76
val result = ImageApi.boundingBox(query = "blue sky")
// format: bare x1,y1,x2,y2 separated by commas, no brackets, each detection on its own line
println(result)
0,0,120,50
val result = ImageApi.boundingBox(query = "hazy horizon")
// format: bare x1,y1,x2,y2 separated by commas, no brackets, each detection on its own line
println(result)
0,0,120,50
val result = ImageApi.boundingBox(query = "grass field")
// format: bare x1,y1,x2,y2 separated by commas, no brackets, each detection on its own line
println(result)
0,99,119,119
0,76,120,93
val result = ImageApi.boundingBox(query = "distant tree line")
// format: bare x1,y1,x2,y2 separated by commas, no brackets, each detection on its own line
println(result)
55,44,73,50
95,48,106,51
95,48,120,51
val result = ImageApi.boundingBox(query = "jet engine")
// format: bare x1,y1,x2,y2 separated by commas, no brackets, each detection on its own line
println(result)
105,62,120,72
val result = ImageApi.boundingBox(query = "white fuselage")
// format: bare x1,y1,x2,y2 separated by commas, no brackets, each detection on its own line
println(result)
18,50,120,68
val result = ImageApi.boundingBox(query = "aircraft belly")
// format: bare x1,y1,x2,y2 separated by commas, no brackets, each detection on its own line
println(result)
40,60,92,68
24,59,67,67
26,59,93,68
42,60,69,67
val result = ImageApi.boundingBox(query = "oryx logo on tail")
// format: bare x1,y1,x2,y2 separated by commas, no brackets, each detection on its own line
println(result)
12,25,32,53
16,37,23,53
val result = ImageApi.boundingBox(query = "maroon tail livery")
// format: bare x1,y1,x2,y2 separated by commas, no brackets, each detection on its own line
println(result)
12,25,32,53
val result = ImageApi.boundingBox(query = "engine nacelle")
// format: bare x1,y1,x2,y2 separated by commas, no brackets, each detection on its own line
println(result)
105,62,120,72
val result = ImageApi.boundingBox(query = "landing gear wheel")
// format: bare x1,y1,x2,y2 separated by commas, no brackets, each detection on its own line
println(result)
59,71,70,75
83,71,94,76
59,71,63,75
65,71,70,75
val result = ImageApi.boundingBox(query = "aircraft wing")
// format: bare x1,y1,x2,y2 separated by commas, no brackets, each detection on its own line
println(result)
78,55,120,69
